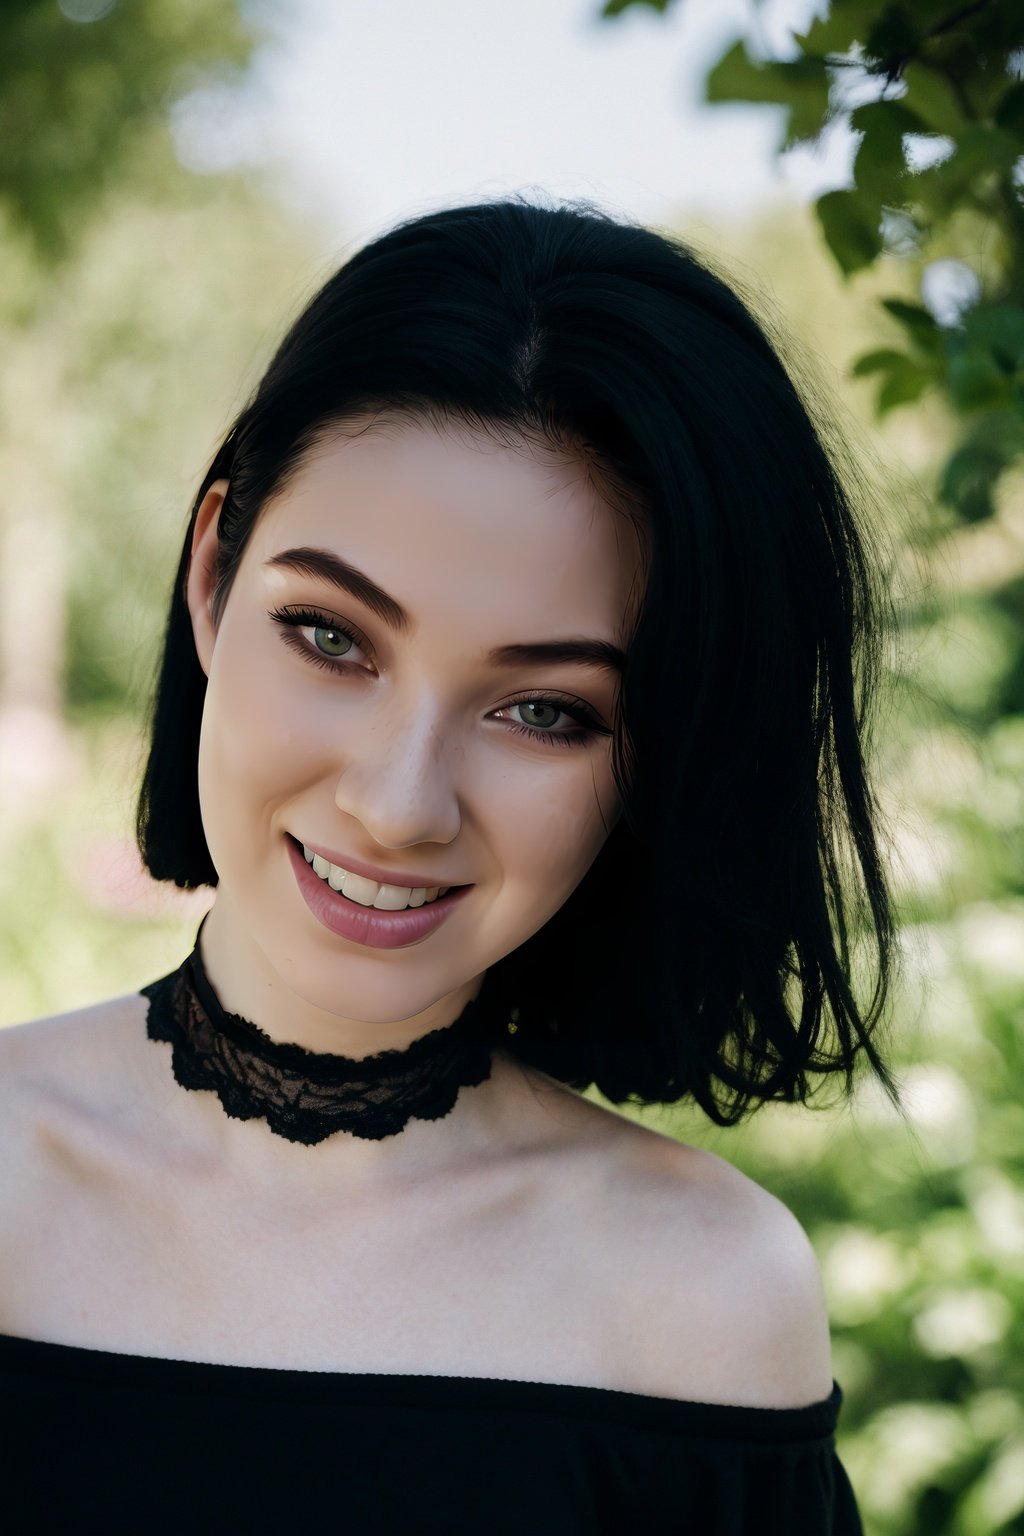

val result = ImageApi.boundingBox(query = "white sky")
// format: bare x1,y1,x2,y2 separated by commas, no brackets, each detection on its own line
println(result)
173,0,854,247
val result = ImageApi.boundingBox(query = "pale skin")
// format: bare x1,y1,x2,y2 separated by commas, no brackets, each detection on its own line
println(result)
0,413,834,1406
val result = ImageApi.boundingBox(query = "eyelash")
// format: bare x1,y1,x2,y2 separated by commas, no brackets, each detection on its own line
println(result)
267,605,609,749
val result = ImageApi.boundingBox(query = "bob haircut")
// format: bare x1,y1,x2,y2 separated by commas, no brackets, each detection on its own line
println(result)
137,194,903,1126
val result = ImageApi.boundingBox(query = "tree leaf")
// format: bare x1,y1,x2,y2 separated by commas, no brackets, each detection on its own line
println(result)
912,124,1023,221
947,350,1012,411
705,40,784,105
850,99,925,201
939,444,1003,522
816,188,884,274
864,10,922,59
900,61,969,134
850,345,936,412
792,4,872,55
779,57,834,146
852,347,909,376
881,298,942,354
994,80,1024,141
705,41,830,145
705,40,759,101
850,100,929,139
876,357,934,414
600,0,677,15
960,305,1024,370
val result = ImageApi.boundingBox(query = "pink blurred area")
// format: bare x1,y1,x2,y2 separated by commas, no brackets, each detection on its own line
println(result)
0,704,212,923
67,830,213,921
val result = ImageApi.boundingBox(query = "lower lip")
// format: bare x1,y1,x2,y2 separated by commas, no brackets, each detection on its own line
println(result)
286,835,472,950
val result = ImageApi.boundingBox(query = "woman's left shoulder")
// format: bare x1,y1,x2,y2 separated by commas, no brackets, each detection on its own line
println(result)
590,1118,835,1409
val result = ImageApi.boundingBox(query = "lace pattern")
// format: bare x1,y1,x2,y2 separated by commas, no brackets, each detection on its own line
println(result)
141,930,504,1146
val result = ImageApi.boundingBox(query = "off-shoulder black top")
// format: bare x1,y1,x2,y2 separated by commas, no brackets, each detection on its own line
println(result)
0,1331,863,1534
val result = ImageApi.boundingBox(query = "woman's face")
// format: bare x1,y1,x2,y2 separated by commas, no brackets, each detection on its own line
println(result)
186,412,644,1042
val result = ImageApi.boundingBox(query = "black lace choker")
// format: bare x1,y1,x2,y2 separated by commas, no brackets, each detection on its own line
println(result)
140,920,508,1146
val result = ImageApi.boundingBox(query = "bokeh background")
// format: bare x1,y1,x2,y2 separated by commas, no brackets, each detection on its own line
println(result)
2,2,1023,1531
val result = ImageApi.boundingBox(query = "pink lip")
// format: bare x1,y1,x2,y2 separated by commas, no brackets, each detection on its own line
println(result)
286,834,472,950
290,833,464,894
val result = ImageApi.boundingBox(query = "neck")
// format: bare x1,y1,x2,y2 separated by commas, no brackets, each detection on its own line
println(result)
178,1048,539,1204
154,897,556,1198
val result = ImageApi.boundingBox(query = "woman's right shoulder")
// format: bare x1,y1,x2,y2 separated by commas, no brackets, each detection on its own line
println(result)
0,992,159,1335
0,990,147,1087
0,992,151,1181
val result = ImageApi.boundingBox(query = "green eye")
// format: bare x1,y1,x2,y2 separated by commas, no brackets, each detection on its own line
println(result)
313,625,355,659
514,700,561,730
268,605,367,673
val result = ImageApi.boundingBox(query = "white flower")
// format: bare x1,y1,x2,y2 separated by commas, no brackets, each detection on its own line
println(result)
913,1287,1012,1357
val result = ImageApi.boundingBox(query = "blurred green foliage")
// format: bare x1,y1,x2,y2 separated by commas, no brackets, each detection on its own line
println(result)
707,0,1024,538
0,0,257,264
612,0,1024,532
0,0,321,723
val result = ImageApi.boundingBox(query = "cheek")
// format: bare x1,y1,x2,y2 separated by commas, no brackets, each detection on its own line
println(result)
490,751,619,913
197,627,308,852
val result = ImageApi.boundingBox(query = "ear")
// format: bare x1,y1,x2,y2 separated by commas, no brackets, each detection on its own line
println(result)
185,479,230,681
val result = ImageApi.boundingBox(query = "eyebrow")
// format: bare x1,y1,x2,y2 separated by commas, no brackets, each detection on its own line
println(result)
263,546,625,675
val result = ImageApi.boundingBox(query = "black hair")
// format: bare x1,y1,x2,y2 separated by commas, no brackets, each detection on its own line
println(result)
136,193,903,1126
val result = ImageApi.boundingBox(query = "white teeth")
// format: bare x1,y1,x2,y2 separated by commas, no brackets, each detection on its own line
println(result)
300,843,452,911
339,871,378,907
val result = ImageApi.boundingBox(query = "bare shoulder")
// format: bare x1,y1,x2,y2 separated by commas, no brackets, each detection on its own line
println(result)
0,990,147,1093
592,1118,834,1410
0,992,152,1194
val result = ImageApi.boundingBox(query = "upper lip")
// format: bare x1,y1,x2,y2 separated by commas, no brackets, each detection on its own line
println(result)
290,834,468,892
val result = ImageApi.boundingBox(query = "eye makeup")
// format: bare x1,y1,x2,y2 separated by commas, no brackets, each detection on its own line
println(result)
266,605,611,749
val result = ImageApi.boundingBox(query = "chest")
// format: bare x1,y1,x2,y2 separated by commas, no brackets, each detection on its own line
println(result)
0,1116,633,1383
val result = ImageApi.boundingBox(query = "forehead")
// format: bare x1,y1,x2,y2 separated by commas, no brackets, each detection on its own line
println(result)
252,414,644,638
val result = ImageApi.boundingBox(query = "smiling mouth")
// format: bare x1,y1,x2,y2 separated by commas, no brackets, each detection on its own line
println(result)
287,834,469,912
286,833,473,948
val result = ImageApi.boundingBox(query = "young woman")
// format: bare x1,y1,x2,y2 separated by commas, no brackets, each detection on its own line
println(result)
0,196,900,1533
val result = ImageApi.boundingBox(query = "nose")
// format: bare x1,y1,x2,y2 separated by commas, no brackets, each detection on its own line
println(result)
332,697,463,851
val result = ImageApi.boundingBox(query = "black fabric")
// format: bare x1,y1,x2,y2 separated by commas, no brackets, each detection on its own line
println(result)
140,916,508,1145
0,1332,864,1534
